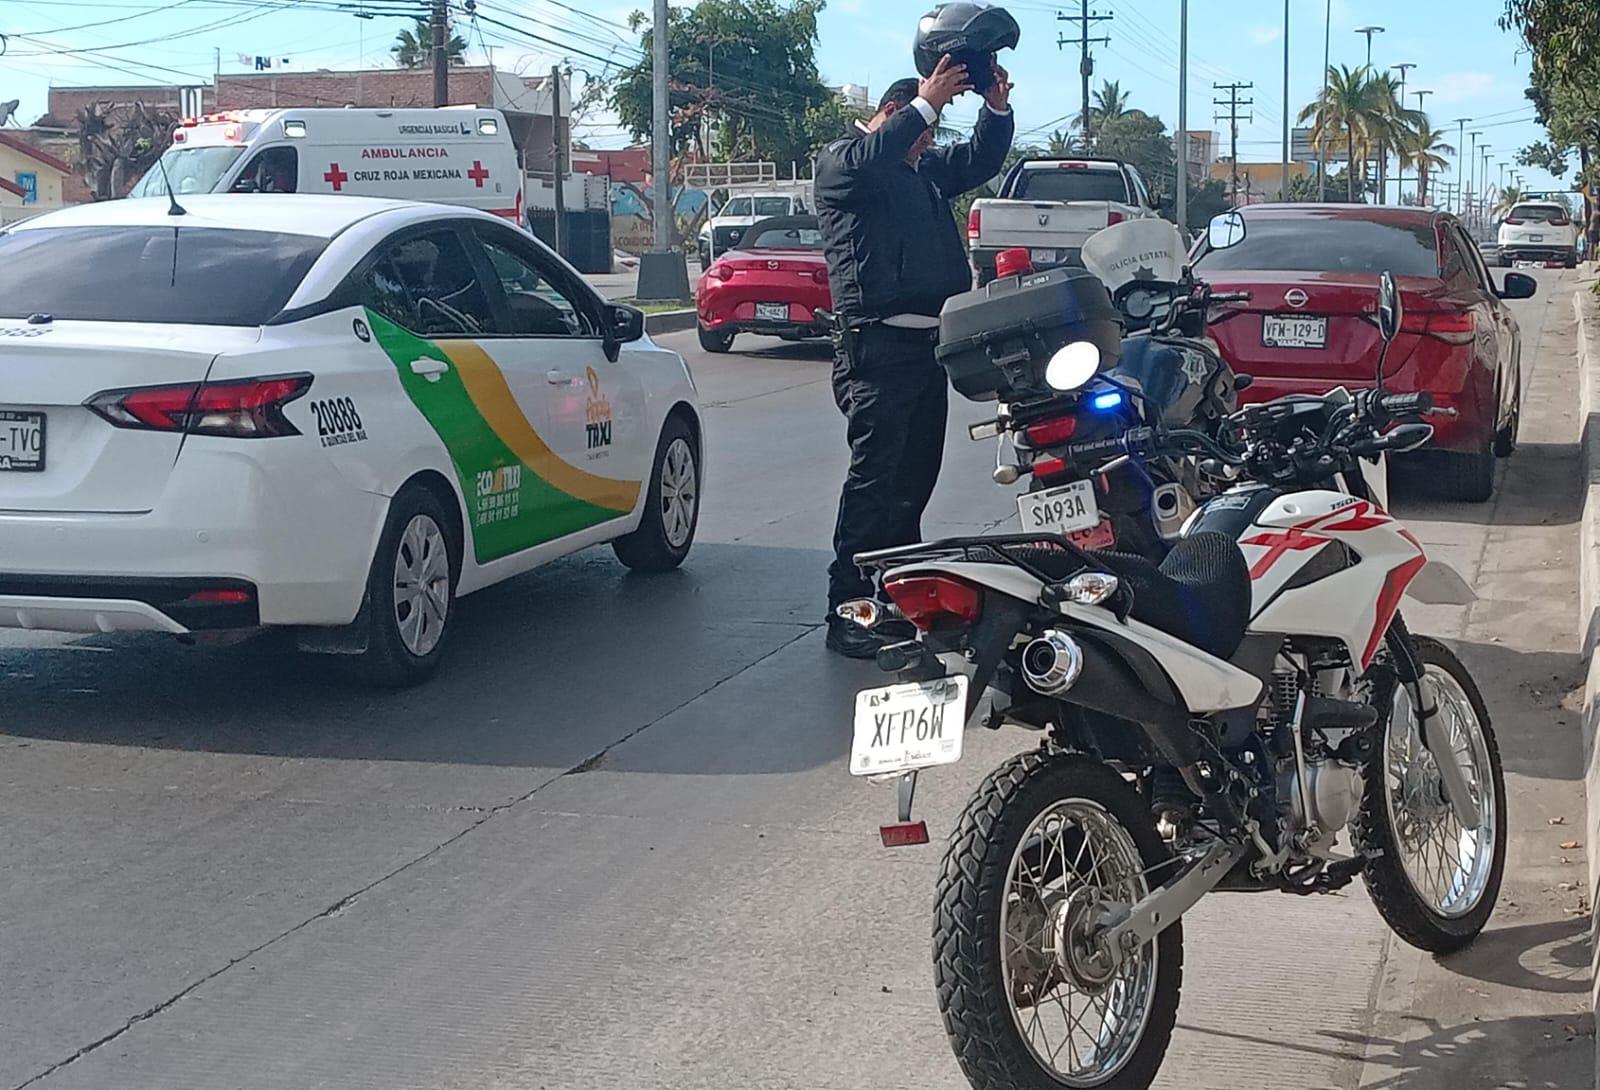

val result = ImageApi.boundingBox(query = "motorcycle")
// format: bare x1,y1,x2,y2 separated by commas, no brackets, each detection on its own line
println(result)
958,220,1250,561
841,219,1505,1090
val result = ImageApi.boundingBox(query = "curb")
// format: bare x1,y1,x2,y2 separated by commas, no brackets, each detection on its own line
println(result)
1575,280,1600,1064
644,309,697,336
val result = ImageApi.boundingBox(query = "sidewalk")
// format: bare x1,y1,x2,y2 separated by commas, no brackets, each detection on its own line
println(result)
584,257,704,301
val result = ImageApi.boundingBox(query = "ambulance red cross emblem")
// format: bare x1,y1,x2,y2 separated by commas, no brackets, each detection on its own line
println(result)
468,160,489,187
323,163,348,191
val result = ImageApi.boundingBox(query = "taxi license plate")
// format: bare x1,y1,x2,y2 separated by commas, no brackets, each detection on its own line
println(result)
1263,315,1327,349
0,410,45,472
1017,479,1099,536
756,302,789,321
850,675,968,777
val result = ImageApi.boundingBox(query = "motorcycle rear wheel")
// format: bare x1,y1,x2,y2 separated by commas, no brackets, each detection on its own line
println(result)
934,751,1182,1090
1357,635,1506,953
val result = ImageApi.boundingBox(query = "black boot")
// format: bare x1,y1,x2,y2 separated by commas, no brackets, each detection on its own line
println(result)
825,615,887,659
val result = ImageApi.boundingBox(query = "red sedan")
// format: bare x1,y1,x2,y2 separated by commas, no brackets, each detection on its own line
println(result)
696,215,831,353
1194,204,1536,501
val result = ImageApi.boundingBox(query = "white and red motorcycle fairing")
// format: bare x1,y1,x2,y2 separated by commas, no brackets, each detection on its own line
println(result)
1237,490,1425,671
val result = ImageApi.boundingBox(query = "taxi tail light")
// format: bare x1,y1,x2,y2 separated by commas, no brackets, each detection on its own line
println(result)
86,374,313,438
883,574,983,632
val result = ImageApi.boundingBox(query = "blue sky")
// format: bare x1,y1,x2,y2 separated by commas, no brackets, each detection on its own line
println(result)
0,0,1560,196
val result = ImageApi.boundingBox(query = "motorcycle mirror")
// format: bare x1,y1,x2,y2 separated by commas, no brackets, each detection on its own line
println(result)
1206,211,1246,251
1233,373,1255,391
1377,270,1402,344
1044,340,1101,392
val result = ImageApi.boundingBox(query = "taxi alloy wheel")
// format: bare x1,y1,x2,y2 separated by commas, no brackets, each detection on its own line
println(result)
614,416,699,572
357,485,458,686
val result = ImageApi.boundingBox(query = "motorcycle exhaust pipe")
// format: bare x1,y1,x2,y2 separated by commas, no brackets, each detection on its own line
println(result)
1021,629,1084,696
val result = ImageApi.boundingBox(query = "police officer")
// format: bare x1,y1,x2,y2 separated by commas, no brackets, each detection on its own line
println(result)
815,58,1014,657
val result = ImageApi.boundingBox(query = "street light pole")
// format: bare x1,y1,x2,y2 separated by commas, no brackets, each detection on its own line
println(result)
1480,145,1493,226
1355,25,1385,70
1175,0,1188,235
1281,0,1290,202
1317,0,1331,201
1468,130,1482,226
1453,117,1470,216
1389,63,1415,205
636,0,691,300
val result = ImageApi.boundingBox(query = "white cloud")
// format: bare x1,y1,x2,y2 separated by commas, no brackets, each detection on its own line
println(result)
1429,71,1498,106
1251,26,1283,46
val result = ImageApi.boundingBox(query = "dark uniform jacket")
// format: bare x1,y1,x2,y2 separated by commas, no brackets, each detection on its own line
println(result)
814,104,1014,321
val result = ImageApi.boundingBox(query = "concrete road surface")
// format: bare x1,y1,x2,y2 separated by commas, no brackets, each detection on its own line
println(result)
1,270,1589,1089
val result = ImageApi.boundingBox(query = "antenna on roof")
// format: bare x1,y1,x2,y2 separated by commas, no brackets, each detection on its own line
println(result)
155,153,187,217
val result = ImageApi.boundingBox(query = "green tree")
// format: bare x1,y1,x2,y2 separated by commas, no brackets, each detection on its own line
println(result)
1397,124,1454,205
1093,110,1176,207
1283,168,1367,203
1089,80,1133,131
1185,178,1233,225
612,0,833,165
1495,185,1526,218
1300,65,1381,201
392,17,467,68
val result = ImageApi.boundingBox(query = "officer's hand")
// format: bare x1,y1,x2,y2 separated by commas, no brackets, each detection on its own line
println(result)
919,54,972,113
984,64,1013,112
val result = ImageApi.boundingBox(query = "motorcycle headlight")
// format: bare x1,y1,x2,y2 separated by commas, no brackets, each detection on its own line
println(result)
1045,341,1101,392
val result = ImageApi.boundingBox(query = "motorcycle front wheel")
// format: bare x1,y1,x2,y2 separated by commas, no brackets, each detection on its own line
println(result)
1357,635,1507,953
934,751,1182,1090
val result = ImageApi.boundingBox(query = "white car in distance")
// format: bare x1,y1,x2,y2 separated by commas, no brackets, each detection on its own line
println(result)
0,195,703,684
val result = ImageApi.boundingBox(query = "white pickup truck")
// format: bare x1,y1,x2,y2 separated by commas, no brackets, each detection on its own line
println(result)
967,157,1160,285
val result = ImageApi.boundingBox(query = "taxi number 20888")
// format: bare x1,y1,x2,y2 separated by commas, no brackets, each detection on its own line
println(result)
309,397,364,439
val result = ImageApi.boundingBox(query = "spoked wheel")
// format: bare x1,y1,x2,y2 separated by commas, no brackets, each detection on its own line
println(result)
1358,635,1506,953
935,752,1182,1090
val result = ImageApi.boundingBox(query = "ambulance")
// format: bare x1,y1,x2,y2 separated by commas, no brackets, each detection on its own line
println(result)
129,107,524,223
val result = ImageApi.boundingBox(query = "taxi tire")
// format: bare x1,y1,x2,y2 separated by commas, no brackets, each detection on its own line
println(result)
613,417,699,572
355,487,458,687
698,324,735,354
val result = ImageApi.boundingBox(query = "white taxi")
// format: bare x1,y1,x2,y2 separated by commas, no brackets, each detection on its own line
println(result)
0,195,702,684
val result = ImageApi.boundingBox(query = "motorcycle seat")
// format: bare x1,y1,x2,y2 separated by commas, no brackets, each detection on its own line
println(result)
1008,532,1252,661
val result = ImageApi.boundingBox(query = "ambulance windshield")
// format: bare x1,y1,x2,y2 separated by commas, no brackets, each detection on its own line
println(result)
129,146,245,198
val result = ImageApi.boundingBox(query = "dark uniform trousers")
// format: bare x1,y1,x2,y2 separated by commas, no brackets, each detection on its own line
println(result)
826,323,949,610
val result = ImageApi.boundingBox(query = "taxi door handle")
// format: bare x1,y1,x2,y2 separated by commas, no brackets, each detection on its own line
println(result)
410,357,449,383
546,369,581,386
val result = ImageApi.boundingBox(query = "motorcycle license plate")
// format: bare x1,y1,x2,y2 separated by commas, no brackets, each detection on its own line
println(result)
850,675,968,776
1017,480,1099,536
756,302,789,321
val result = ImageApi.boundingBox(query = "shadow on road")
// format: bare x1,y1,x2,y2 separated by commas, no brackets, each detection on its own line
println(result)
0,543,858,776
1388,439,1582,528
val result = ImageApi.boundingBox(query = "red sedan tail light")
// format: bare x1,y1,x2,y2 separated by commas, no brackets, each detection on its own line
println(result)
812,267,829,285
883,574,983,631
709,263,734,281
1400,310,1475,345
86,374,313,438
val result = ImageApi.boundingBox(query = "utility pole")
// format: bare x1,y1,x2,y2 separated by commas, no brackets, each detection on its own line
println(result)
1453,118,1470,215
1280,0,1290,202
1387,63,1414,205
1467,130,1481,226
551,66,566,259
1319,0,1331,200
1057,2,1112,146
1354,25,1384,69
636,0,689,300
1214,81,1253,208
1481,145,1492,225
1175,0,1188,235
430,0,448,108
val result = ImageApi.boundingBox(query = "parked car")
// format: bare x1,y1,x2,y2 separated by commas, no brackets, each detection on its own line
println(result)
1496,200,1579,267
0,195,702,684
696,192,808,267
1193,204,1535,502
966,157,1160,285
695,215,830,353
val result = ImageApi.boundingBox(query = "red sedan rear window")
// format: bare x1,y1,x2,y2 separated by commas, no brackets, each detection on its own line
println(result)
1195,216,1440,277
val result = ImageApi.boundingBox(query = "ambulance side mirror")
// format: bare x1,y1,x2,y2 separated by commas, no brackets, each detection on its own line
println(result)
603,303,645,360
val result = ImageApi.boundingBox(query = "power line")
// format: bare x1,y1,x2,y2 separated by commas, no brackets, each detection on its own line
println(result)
1214,80,1253,205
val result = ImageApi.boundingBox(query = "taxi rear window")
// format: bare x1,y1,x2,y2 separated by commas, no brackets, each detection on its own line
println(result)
0,226,326,325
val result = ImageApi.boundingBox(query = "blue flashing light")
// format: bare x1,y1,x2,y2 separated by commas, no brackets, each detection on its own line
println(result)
1090,390,1124,411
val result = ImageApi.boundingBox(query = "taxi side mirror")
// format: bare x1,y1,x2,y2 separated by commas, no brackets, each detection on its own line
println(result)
603,303,645,361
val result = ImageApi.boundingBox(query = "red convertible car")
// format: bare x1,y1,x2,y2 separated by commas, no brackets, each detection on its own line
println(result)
1194,204,1536,501
696,215,831,353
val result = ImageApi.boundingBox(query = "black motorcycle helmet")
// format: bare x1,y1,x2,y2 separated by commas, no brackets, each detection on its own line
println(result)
914,3,1021,93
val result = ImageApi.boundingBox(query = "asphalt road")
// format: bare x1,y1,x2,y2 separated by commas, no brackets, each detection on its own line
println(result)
1,270,1589,1089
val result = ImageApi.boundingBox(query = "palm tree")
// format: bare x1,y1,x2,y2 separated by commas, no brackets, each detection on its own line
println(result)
1300,65,1378,201
1091,81,1132,126
1398,123,1454,206
1494,185,1526,219
392,17,467,69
